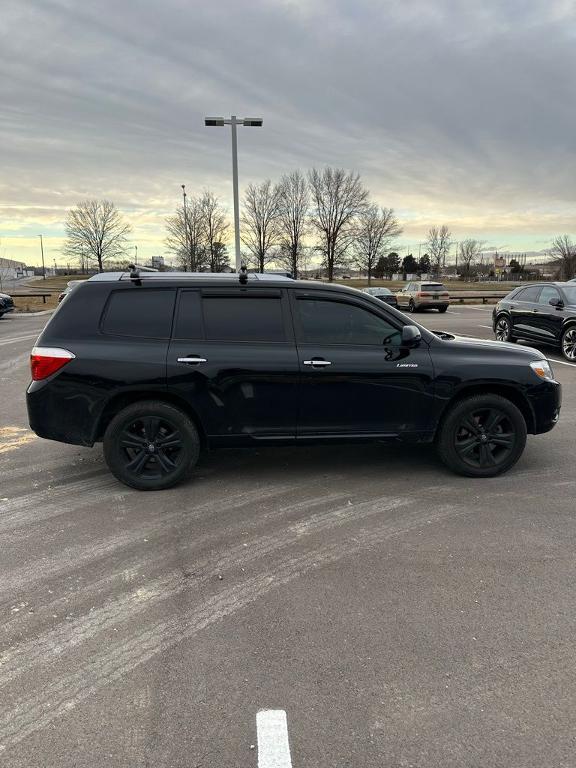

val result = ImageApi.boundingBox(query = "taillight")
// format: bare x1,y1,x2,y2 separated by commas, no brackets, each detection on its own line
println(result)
417,292,431,297
30,346,75,381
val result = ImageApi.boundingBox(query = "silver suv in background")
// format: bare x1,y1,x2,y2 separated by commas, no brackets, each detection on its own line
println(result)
396,281,450,313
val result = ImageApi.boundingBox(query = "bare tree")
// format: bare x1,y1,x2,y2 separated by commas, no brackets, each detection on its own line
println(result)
63,200,132,273
165,197,207,271
275,171,309,278
308,167,368,281
426,225,452,276
353,205,402,284
457,238,485,279
241,180,280,272
201,191,230,272
551,235,576,280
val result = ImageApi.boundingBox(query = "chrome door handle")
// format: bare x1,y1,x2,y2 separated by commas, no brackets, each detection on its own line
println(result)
177,356,207,364
303,359,332,367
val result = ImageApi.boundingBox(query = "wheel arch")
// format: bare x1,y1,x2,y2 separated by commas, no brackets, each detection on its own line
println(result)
93,391,207,446
435,383,536,437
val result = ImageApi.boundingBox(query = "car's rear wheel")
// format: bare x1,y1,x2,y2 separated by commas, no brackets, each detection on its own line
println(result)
438,305,448,313
560,326,576,363
437,394,527,478
408,299,416,313
103,400,200,490
494,315,515,342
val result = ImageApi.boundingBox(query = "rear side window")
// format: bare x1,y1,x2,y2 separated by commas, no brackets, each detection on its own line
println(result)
101,289,175,338
515,286,541,302
202,295,286,342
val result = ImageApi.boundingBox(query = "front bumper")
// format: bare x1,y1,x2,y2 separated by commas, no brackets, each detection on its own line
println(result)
529,379,562,434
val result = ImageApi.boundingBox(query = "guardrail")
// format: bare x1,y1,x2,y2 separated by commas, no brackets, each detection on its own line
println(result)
11,292,53,304
447,291,508,305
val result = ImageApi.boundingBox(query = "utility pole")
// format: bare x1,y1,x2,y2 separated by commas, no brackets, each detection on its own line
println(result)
38,234,46,279
134,244,138,263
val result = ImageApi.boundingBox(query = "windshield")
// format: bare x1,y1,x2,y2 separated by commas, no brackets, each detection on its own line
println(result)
562,287,576,304
422,283,447,291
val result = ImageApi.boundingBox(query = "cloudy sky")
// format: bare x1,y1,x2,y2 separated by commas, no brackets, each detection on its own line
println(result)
1,0,575,266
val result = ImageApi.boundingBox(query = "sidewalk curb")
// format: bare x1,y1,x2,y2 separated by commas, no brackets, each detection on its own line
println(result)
10,309,54,317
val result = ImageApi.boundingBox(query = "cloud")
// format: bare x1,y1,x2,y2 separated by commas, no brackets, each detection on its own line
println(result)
1,0,575,263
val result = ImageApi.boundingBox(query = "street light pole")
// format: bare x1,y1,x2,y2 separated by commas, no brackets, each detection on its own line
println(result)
38,234,46,279
204,115,263,272
181,184,188,270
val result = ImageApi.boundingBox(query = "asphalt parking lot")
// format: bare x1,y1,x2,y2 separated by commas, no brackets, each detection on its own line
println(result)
1,306,576,768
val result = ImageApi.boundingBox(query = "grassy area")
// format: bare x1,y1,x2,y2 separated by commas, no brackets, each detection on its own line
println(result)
11,274,88,313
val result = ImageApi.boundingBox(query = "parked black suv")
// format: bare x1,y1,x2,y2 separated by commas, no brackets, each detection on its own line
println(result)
0,292,15,318
493,282,576,362
27,270,561,490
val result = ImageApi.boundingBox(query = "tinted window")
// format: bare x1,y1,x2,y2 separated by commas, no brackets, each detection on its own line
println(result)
539,286,561,305
174,290,203,339
297,298,401,345
515,286,541,302
202,296,286,342
102,289,175,338
561,287,576,304
422,283,447,292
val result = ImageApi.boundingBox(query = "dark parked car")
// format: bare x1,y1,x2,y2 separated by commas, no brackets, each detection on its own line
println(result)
27,270,561,490
361,286,398,307
0,292,15,318
493,282,576,362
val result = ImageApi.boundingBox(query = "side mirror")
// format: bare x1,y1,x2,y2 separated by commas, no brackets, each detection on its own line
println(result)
549,297,564,309
401,325,421,347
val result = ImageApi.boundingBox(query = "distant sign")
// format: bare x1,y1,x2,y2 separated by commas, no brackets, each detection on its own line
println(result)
494,255,506,270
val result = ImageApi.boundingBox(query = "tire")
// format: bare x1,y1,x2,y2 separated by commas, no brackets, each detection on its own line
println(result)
437,394,527,478
560,325,576,363
408,299,416,313
494,314,515,343
438,305,448,313
103,400,200,490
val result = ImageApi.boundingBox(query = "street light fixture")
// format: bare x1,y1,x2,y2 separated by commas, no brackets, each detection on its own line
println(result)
204,115,263,271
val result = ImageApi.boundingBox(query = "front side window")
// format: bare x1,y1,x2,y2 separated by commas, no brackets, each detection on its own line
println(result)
538,286,561,305
296,298,401,345
101,289,175,338
202,296,286,342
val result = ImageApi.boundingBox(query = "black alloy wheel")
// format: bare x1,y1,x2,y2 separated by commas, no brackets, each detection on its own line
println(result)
561,326,576,362
103,401,200,490
495,315,514,342
408,299,416,313
437,394,527,477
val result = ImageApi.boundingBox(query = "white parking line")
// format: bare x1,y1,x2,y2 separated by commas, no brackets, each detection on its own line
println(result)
0,334,38,347
257,710,293,768
548,357,576,368
446,310,461,314
466,306,494,311
478,325,493,329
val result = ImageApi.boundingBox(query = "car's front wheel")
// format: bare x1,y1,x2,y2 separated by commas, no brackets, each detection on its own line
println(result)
437,394,527,478
103,400,200,490
494,315,515,343
560,325,576,363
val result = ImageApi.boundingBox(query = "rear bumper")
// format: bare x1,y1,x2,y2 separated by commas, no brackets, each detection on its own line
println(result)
415,300,449,308
27,380,97,446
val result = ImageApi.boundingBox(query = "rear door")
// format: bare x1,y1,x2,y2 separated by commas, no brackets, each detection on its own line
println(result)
167,287,299,440
290,290,435,438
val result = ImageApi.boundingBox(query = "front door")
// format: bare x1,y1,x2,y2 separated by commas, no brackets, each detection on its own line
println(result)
167,288,299,441
510,285,542,339
290,291,435,438
532,285,565,343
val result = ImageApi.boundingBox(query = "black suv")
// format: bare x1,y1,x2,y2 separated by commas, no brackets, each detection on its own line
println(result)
27,271,561,490
493,282,576,362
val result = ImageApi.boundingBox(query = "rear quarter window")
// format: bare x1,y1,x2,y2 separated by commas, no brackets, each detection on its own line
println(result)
101,289,176,338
